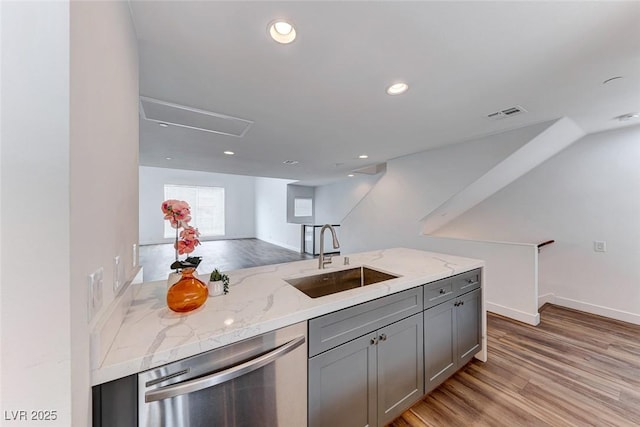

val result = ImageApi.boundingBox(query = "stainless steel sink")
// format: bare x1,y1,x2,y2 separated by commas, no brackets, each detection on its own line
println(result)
285,267,399,298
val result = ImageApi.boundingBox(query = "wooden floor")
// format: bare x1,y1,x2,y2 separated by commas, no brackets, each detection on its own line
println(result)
390,304,640,427
139,238,312,281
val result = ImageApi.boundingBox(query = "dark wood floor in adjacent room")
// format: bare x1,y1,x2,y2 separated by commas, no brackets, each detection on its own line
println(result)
389,305,640,427
140,238,313,282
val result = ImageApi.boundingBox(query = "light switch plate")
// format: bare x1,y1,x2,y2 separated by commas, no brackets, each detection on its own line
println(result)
88,267,104,322
113,255,125,295
132,243,138,267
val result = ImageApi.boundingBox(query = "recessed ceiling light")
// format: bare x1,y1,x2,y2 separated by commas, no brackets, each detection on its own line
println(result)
386,82,409,95
283,160,299,165
269,19,296,44
223,151,235,155
165,157,172,160
359,154,369,159
348,174,355,177
158,122,169,127
615,112,640,121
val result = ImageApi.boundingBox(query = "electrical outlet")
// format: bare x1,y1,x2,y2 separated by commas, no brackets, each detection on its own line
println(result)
113,255,125,295
594,241,607,252
132,243,138,267
88,267,104,322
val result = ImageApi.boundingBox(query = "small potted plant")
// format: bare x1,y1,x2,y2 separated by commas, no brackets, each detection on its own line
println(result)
208,269,230,297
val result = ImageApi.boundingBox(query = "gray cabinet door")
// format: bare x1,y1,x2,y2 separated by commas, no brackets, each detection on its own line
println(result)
377,313,424,426
308,287,423,357
308,334,377,427
455,288,481,366
424,300,456,392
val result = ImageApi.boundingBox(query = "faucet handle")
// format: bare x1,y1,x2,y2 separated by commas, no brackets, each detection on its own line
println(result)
322,254,333,267
344,257,350,266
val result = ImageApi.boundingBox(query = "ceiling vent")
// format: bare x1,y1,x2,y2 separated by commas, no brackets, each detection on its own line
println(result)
139,96,253,137
487,105,527,120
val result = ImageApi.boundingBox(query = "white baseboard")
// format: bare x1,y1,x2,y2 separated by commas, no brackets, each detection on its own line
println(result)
537,292,555,308
549,295,640,325
255,237,300,253
486,301,540,326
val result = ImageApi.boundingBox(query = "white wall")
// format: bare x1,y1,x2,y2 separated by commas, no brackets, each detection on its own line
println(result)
0,1,3,411
255,177,301,252
1,2,140,425
139,166,256,244
314,173,383,224
336,123,542,253
421,237,540,325
69,2,140,425
318,121,640,325
436,125,640,324
1,2,72,424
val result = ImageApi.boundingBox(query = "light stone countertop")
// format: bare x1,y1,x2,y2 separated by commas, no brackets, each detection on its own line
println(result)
91,247,484,385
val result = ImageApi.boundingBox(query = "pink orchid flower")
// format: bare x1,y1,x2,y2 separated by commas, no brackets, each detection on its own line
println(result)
163,199,201,264
180,226,201,241
175,238,200,255
161,200,192,224
161,199,181,215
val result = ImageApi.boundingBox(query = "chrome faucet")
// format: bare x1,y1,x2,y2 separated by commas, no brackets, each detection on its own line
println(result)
318,224,340,269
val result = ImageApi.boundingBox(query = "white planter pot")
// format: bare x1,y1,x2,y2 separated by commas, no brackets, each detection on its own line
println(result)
208,280,224,297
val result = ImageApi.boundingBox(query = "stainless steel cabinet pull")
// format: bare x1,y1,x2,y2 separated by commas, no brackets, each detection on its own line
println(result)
460,301,464,306
454,302,459,307
145,335,305,403
439,289,446,294
467,279,475,284
371,336,379,345
379,333,387,342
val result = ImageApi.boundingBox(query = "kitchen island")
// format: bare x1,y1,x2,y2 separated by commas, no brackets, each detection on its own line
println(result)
92,247,485,386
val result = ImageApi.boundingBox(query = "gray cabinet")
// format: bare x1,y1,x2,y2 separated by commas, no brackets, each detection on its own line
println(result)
455,288,482,365
309,313,423,427
423,299,456,392
308,287,423,357
376,314,424,425
424,286,481,392
308,287,424,427
308,334,376,427
309,268,482,426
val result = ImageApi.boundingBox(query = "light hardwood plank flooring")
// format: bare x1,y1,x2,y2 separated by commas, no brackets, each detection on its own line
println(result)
389,304,640,427
139,238,312,282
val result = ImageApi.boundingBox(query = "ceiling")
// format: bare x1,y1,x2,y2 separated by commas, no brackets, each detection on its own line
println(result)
131,1,640,185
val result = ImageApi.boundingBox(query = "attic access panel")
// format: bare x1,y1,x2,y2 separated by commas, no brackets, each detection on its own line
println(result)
140,96,253,137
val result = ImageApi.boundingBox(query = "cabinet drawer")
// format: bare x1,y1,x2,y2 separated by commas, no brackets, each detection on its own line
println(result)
454,269,481,296
423,278,455,310
308,287,423,357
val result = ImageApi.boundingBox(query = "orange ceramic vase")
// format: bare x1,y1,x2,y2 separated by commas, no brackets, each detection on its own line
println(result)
167,268,208,313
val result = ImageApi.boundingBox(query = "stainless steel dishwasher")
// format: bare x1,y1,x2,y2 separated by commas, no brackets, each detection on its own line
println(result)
138,321,307,427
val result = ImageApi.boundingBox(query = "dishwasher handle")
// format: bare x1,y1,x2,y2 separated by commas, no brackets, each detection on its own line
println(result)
145,335,306,403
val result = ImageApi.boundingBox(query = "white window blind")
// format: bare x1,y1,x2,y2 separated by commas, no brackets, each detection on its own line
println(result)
163,185,225,238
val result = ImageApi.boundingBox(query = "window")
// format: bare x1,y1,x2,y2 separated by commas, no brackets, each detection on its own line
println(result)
164,185,225,238
294,197,313,217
